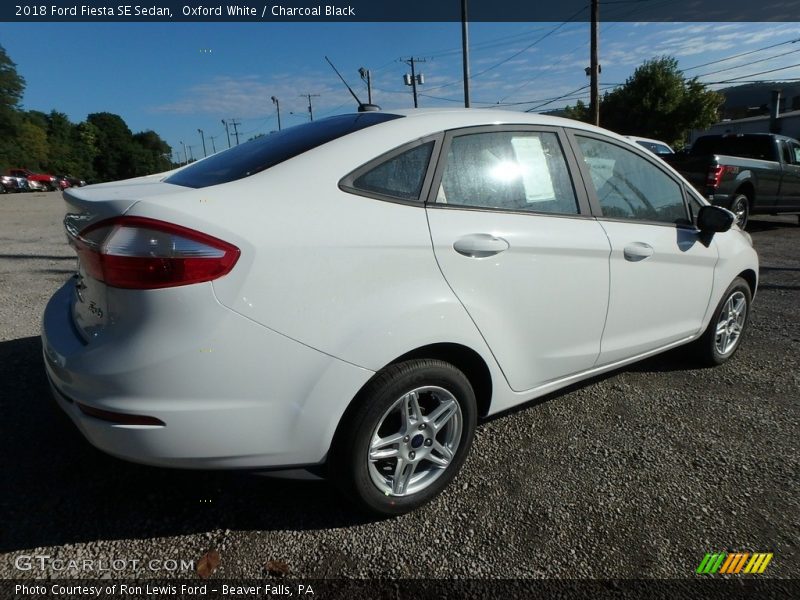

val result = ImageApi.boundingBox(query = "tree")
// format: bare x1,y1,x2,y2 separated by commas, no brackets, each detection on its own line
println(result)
15,121,48,169
132,130,172,175
561,99,589,123
0,44,25,167
0,44,170,180
598,56,723,147
87,112,138,181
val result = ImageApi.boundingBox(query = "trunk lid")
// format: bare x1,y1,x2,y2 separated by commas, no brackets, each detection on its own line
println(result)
62,179,187,341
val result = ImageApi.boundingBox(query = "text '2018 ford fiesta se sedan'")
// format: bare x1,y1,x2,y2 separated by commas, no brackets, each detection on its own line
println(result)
42,109,758,515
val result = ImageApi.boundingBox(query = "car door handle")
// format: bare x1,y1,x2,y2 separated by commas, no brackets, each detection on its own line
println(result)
623,242,654,262
453,234,510,258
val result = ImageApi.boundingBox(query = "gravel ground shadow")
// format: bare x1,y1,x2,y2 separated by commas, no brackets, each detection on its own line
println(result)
0,336,375,553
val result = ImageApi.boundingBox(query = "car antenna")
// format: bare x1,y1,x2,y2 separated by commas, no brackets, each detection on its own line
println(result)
324,56,380,112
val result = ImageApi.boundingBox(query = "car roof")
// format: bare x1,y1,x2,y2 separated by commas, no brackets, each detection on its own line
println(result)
360,107,639,147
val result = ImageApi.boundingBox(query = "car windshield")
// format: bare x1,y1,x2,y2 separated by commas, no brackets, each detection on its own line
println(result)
166,112,403,189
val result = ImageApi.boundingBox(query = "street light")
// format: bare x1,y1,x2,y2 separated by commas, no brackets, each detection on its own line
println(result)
197,128,207,157
221,119,231,148
271,96,282,131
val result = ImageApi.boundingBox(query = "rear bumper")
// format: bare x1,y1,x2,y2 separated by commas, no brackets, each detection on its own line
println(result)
42,281,374,469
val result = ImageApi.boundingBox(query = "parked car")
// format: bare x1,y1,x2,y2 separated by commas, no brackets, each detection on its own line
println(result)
625,135,675,156
66,175,86,187
1,175,20,193
55,175,72,190
42,109,758,515
14,177,31,192
664,133,800,228
7,168,57,191
22,178,46,191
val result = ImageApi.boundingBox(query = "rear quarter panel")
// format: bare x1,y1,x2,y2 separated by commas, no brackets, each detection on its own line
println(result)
126,128,506,398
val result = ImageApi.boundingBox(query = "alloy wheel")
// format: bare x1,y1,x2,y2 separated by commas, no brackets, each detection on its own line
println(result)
714,291,747,356
367,386,463,497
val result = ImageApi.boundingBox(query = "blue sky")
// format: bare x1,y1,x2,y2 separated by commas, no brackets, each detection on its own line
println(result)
2,21,799,162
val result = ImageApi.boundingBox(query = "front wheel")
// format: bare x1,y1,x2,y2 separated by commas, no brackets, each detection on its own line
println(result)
330,359,477,516
693,277,752,366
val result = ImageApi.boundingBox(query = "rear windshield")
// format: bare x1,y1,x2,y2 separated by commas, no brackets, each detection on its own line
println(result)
690,136,775,161
166,112,403,188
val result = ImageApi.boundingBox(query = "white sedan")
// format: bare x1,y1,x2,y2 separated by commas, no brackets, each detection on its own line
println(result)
42,109,757,515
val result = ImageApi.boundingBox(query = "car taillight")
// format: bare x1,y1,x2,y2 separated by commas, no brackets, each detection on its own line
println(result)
66,216,240,289
706,165,737,190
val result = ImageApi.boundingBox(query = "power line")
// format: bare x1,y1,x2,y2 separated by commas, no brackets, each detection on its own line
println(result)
410,24,556,61
423,5,589,94
495,0,670,103
683,36,800,72
709,63,800,84
693,47,800,79
525,84,591,112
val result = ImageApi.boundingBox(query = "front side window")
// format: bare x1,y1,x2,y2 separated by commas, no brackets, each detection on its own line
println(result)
437,131,578,214
351,142,434,200
576,135,688,225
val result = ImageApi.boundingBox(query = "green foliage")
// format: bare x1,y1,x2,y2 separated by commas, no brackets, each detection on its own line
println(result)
559,56,723,146
0,44,172,182
561,100,590,123
0,44,24,111
600,56,722,147
16,121,48,169
132,130,172,175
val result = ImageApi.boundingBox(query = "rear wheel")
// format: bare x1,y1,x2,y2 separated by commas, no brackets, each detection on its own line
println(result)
330,359,477,516
693,277,751,366
731,194,749,229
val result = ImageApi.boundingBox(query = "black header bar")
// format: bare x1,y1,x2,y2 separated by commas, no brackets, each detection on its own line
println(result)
4,1,800,22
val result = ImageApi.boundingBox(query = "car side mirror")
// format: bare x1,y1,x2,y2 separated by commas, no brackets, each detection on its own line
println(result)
697,205,734,234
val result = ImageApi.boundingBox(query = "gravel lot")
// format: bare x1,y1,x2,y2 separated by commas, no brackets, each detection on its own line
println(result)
1,191,798,580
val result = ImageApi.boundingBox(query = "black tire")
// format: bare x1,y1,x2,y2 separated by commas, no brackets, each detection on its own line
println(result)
693,277,752,366
730,193,750,230
330,359,477,516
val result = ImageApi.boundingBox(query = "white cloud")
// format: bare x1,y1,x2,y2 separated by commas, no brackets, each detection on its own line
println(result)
152,73,356,119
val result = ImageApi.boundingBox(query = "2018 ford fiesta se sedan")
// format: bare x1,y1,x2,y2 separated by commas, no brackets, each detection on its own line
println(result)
42,109,758,515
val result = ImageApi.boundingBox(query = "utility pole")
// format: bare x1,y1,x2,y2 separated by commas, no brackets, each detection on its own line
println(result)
403,57,426,108
359,67,373,104
461,0,471,108
299,94,320,121
208,135,218,154
179,140,187,165
228,118,241,145
271,96,282,130
187,145,196,162
197,128,207,157
221,120,231,148
590,0,600,126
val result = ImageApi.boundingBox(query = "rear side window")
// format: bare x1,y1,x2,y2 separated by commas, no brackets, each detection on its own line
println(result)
166,113,403,189
437,131,579,214
351,142,434,200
